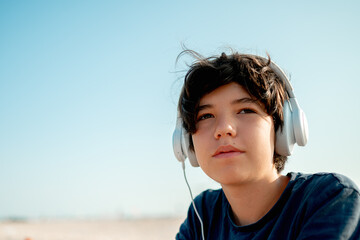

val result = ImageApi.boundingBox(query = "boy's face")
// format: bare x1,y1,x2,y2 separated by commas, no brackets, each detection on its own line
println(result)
192,82,278,185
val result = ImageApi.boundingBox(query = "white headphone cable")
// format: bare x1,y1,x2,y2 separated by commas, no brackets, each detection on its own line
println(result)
181,161,205,240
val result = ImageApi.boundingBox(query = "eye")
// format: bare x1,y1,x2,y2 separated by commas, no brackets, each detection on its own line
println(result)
238,108,256,114
197,113,214,121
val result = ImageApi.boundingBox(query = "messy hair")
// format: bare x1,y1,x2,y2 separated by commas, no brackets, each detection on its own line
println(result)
178,50,288,172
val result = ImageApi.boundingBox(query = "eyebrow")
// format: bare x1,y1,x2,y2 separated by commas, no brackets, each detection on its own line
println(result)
197,97,259,112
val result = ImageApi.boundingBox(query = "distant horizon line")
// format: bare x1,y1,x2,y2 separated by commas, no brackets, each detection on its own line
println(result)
0,213,185,222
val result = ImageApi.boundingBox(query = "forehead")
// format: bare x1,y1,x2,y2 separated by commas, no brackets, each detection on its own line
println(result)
199,83,252,105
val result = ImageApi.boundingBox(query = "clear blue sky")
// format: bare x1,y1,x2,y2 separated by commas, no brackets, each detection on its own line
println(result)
0,0,359,219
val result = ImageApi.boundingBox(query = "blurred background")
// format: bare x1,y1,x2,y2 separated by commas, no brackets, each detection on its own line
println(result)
1,0,359,221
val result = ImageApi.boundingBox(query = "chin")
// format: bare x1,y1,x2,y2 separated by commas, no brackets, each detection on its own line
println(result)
208,170,251,186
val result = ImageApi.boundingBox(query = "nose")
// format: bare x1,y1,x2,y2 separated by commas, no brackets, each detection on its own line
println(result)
214,116,237,139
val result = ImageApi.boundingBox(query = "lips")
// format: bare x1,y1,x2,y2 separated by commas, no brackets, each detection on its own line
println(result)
212,145,244,158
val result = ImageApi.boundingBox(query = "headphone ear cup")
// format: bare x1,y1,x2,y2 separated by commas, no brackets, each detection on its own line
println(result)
183,132,199,167
172,115,200,167
172,117,186,163
289,98,309,147
275,100,295,156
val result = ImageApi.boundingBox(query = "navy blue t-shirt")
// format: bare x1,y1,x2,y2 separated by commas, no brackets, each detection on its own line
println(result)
176,172,360,239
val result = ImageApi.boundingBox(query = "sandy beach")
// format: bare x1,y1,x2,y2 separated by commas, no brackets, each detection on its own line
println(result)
0,218,184,240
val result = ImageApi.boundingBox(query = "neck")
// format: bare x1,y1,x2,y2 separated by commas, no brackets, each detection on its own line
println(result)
222,173,289,226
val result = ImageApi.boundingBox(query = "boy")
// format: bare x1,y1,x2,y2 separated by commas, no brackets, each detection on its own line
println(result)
173,50,360,239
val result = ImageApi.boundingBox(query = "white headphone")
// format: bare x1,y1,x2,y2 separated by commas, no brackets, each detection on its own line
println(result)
172,55,308,167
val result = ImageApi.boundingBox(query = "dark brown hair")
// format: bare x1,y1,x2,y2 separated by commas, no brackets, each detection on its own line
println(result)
177,50,288,172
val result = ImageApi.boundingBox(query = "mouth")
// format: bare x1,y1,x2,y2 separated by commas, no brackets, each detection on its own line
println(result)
212,145,244,158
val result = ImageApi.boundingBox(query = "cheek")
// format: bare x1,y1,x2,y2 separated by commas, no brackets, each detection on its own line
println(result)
260,124,276,159
191,134,203,155
246,121,275,155
191,133,209,165
266,119,276,150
